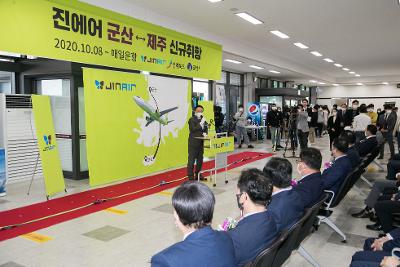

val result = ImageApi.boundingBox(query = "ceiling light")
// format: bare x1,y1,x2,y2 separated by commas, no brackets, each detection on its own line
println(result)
208,0,223,2
332,84,339,86
269,70,280,74
349,71,355,74
318,82,326,85
224,59,242,64
357,83,363,86
342,68,350,71
310,51,322,57
355,74,361,77
294,42,308,49
382,82,389,85
249,65,264,70
334,63,343,68
309,80,317,83
324,58,334,62
235,12,263,25
270,30,290,39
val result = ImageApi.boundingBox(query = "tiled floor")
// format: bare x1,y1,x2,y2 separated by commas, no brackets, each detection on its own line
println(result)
0,136,394,267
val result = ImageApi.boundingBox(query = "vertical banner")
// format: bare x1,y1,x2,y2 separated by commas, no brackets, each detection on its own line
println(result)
198,101,216,135
247,102,261,125
83,68,191,186
31,95,65,197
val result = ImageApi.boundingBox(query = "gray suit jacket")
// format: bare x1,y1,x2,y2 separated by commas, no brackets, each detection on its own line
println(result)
378,112,397,133
297,110,310,132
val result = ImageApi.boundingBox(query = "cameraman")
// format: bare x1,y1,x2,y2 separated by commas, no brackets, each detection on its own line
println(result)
297,104,310,149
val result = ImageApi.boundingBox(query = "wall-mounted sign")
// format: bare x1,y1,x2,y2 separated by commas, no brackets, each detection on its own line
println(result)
0,0,222,80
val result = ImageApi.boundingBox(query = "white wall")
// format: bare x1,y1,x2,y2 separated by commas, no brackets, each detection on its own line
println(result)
317,84,400,109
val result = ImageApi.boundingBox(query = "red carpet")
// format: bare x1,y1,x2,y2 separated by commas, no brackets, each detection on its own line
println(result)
0,151,273,242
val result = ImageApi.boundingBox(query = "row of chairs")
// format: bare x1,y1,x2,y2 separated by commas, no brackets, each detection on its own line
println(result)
247,194,328,267
247,143,384,267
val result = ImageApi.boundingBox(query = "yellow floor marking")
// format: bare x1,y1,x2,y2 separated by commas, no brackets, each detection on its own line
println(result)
21,232,53,243
158,191,173,196
105,208,128,215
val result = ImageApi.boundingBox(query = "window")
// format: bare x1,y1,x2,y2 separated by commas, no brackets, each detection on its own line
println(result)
193,81,209,101
0,71,12,94
36,79,70,96
216,71,227,84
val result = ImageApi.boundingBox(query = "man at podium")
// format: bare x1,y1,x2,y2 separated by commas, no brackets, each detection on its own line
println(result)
187,105,208,180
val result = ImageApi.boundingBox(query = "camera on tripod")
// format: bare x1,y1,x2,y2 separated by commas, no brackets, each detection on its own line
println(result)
283,106,299,158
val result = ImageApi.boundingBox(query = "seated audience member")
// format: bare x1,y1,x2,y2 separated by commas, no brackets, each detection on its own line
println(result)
386,154,400,180
367,193,400,232
356,124,378,158
352,173,400,219
341,130,361,169
228,169,278,267
263,158,304,232
350,228,400,267
151,181,235,267
322,137,353,195
294,147,324,208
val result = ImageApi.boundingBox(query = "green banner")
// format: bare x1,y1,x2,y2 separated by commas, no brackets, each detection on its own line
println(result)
0,0,222,80
83,68,192,186
31,95,65,197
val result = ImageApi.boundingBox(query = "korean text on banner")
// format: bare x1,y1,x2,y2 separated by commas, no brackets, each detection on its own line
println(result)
31,95,65,197
0,0,222,80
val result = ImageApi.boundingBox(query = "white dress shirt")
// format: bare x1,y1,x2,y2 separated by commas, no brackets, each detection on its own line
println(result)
353,113,371,132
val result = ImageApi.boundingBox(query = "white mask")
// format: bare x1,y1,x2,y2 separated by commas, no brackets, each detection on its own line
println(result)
386,110,392,114
367,109,373,112
239,108,244,112
352,105,358,109
272,107,277,110
333,112,337,116
195,112,203,118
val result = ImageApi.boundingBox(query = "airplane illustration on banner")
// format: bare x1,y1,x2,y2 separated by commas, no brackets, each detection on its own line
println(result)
133,96,178,127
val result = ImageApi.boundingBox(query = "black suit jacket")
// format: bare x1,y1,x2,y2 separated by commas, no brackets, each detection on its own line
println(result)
347,146,361,168
356,136,378,157
293,172,323,209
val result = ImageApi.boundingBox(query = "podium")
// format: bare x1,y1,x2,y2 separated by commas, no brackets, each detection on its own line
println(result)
195,132,234,187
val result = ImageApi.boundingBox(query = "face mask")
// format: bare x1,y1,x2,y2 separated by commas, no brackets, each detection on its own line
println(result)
236,193,244,210
367,109,373,112
386,110,392,114
272,107,277,110
333,112,337,116
239,108,244,112
319,108,322,111
195,112,203,118
352,105,358,109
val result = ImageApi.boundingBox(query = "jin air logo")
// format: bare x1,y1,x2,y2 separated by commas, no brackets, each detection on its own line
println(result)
95,80,136,91
43,135,55,151
95,80,104,89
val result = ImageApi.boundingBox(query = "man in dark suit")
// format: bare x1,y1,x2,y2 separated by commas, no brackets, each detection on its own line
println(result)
294,148,324,208
151,182,235,267
322,137,353,195
187,105,208,180
263,158,304,232
350,228,400,267
356,124,378,158
378,104,397,159
341,131,361,169
228,168,278,267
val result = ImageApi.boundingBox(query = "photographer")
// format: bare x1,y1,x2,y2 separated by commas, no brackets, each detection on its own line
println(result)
297,104,310,149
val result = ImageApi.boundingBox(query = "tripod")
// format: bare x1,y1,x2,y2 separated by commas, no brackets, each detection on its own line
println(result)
283,115,299,158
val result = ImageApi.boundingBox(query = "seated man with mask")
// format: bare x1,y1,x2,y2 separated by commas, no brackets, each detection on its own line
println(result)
228,168,278,267
294,147,324,209
322,137,353,195
151,181,235,267
263,158,304,232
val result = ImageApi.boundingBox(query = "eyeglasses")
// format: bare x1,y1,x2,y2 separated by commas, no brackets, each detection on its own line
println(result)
236,192,244,199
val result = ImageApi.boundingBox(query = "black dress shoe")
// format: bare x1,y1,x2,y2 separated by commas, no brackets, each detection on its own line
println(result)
188,175,195,180
366,223,383,231
276,145,284,149
352,209,372,218
247,145,254,148
196,173,207,181
238,144,242,148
